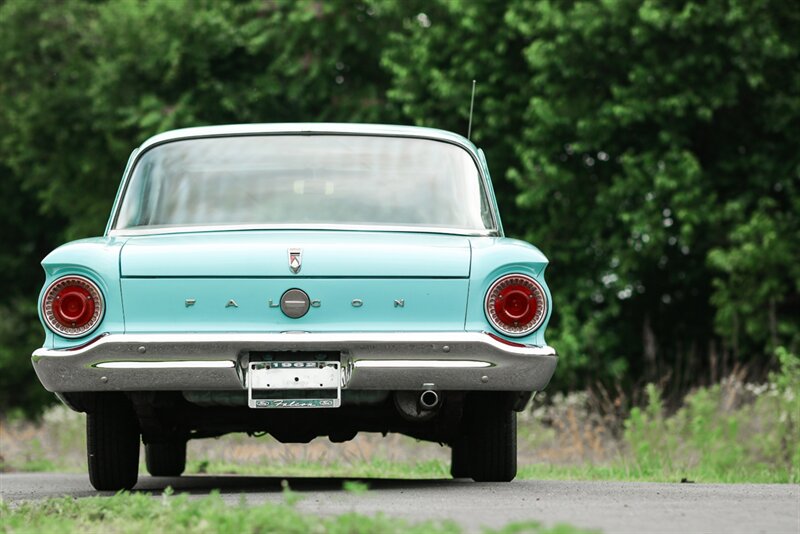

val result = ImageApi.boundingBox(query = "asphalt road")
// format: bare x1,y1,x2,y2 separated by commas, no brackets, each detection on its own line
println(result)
1,473,798,533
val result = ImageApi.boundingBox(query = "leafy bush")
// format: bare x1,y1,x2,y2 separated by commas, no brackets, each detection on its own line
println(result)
2,0,799,415
624,348,799,483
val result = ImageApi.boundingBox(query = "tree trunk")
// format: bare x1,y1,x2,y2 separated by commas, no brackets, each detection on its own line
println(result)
643,313,658,382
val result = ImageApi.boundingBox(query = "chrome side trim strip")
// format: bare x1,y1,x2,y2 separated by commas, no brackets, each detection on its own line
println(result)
33,332,555,358
95,360,235,369
354,360,491,369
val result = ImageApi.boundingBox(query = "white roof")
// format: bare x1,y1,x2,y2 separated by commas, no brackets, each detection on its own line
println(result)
138,123,478,154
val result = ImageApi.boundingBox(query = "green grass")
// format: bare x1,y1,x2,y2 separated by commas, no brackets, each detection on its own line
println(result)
186,458,451,479
184,458,794,485
516,462,795,484
617,348,799,484
6,440,796,484
0,491,597,534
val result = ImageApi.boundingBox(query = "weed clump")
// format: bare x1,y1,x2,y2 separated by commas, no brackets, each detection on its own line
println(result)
623,347,799,483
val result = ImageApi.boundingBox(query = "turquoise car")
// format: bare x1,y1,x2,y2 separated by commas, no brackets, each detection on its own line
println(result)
32,123,557,490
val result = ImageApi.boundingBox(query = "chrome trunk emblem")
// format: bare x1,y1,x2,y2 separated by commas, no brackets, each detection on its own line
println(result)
280,288,310,318
288,248,302,274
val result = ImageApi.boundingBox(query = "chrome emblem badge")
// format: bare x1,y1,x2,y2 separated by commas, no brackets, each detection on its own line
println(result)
288,248,302,274
280,288,310,318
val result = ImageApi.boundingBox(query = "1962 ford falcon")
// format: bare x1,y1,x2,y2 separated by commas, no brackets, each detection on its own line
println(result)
32,123,557,490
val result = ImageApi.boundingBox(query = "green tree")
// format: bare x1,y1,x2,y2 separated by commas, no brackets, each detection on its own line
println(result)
377,0,532,234
377,0,799,389
0,0,398,414
1,0,798,414
504,0,800,388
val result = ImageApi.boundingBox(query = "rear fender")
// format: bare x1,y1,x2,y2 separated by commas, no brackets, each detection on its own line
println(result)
466,237,552,346
38,237,127,349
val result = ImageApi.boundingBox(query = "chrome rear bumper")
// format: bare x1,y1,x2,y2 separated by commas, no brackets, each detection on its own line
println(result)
32,332,557,393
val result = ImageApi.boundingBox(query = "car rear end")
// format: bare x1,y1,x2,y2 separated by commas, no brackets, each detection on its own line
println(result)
31,124,557,490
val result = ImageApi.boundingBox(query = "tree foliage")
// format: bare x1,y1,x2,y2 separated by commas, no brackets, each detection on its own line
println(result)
1,0,797,413
503,0,800,389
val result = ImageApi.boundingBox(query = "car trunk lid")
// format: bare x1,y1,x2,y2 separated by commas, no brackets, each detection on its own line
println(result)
120,230,471,278
118,231,471,332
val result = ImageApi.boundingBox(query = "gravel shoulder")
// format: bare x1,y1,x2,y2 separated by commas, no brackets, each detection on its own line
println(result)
1,473,798,533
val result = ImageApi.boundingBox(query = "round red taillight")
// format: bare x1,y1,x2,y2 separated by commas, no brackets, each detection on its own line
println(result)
42,276,104,338
485,274,547,337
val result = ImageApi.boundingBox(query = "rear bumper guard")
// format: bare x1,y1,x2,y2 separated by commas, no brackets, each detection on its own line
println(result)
31,332,557,393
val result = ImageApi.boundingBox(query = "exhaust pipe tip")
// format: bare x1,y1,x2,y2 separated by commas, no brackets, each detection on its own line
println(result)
393,390,442,421
419,390,439,410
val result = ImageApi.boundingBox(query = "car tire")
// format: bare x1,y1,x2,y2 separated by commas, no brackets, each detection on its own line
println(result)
463,393,517,482
145,440,187,477
87,394,140,491
450,439,470,478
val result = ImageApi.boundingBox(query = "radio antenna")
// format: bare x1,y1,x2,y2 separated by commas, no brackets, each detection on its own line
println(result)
467,79,476,140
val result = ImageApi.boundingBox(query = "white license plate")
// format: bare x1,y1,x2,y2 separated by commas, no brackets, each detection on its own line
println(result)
247,361,341,408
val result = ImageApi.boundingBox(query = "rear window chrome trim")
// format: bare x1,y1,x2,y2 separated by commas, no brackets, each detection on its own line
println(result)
108,130,501,236
108,224,498,238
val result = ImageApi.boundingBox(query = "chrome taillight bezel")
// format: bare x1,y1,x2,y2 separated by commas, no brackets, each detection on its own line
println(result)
41,275,105,338
485,273,547,337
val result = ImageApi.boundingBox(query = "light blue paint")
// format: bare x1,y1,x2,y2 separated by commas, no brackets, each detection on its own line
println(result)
121,277,469,333
466,237,552,346
39,237,128,349
120,231,471,278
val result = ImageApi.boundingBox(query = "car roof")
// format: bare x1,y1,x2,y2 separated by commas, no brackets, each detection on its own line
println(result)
138,123,478,153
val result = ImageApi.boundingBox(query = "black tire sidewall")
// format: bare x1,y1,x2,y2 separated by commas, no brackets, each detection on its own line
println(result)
87,394,140,491
145,440,187,477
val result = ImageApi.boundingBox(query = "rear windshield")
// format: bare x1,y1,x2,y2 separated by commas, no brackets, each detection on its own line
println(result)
114,135,494,232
